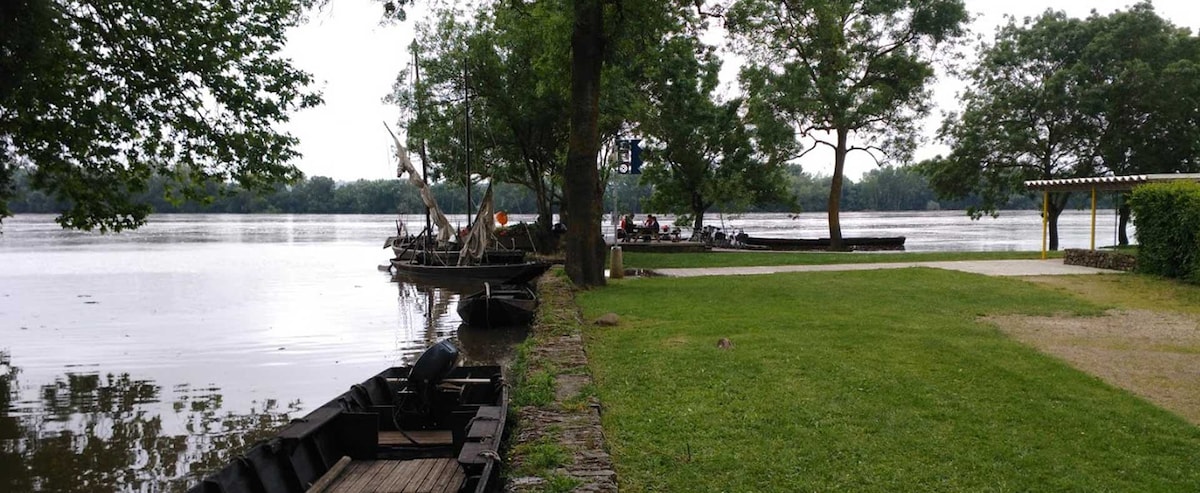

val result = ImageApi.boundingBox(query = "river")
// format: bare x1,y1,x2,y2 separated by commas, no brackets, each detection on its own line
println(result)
0,209,1125,491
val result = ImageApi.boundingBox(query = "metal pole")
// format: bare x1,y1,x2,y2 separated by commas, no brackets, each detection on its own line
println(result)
1041,190,1048,260
464,60,472,228
1090,187,1097,250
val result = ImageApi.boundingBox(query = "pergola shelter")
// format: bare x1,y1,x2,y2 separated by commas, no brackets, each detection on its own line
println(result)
1024,173,1200,259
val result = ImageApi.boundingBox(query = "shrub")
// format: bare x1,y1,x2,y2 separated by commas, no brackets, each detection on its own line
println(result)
1129,181,1200,283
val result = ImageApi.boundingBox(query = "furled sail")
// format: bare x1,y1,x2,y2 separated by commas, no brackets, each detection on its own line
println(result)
385,124,454,245
458,184,495,265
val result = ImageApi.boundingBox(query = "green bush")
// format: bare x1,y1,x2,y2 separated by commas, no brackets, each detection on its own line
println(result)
1129,181,1200,283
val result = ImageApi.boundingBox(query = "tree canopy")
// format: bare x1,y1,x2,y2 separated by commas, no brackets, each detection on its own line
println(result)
726,0,968,250
920,2,1200,250
0,0,322,231
637,34,795,231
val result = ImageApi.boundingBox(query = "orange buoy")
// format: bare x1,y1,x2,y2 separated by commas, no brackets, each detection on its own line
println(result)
494,211,509,226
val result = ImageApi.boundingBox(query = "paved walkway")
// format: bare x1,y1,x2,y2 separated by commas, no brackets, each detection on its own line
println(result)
653,259,1125,278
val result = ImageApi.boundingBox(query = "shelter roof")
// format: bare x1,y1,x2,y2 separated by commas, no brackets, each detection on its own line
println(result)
1024,173,1200,192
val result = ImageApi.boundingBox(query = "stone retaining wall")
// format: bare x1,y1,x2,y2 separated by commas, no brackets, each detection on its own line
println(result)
1063,248,1137,271
505,273,617,492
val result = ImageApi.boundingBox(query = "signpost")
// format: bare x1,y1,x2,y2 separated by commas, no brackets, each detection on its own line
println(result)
617,139,642,175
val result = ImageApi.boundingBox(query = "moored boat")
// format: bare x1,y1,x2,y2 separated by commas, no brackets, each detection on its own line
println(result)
391,258,551,285
187,341,506,493
457,283,537,328
740,235,906,251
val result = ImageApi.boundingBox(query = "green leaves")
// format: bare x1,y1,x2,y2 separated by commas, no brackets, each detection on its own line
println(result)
1,0,320,231
727,0,968,246
924,2,1200,248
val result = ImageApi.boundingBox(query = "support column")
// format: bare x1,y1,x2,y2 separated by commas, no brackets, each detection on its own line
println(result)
1090,188,1097,251
1041,190,1048,260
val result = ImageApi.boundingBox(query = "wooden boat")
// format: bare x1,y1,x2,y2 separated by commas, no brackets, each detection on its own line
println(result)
387,234,529,267
188,340,506,493
391,258,551,285
457,283,537,328
740,235,906,251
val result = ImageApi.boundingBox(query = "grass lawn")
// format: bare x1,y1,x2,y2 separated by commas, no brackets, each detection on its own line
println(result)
577,268,1200,492
622,250,1064,270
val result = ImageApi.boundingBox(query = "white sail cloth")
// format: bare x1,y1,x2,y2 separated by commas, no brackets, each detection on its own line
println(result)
458,184,495,265
386,125,455,245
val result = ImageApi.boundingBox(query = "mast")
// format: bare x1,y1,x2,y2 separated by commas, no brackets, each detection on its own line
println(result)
464,58,472,227
414,46,432,248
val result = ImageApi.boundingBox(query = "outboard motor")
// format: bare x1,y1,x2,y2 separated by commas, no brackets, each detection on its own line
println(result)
409,340,460,394
394,340,462,428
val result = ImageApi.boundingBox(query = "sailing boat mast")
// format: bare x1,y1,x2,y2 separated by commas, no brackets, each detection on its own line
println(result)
413,46,432,248
463,58,472,228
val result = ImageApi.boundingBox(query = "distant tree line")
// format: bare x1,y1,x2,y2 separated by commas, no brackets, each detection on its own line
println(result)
7,165,1112,218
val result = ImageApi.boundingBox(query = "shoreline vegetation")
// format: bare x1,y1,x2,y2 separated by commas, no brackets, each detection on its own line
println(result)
512,253,1200,491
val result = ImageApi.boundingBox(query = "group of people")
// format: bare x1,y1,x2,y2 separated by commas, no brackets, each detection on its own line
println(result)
617,213,668,242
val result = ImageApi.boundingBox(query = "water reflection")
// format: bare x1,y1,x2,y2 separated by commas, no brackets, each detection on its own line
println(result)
0,351,299,492
391,277,530,367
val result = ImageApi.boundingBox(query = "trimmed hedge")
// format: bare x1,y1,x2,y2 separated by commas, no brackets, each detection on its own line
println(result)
1129,181,1200,283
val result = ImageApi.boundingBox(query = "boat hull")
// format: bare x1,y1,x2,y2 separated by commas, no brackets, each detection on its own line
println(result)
457,284,537,327
391,260,551,285
188,357,507,493
741,235,906,251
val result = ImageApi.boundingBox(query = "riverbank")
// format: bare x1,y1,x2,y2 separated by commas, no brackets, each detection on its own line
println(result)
536,262,1200,491
505,273,616,492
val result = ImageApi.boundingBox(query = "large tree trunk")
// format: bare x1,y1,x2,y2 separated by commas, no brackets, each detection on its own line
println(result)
826,128,848,251
1047,193,1070,251
1117,198,1131,246
690,193,706,234
563,0,606,287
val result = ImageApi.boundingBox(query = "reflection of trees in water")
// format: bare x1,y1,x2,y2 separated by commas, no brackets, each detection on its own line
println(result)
393,279,463,362
391,279,530,367
0,352,300,492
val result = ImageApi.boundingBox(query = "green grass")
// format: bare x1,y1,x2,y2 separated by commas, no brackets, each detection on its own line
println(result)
509,339,556,407
1028,274,1200,315
578,268,1200,492
511,437,573,475
621,250,1063,269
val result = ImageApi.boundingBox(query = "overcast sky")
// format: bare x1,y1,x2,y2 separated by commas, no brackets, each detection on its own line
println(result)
281,0,1200,183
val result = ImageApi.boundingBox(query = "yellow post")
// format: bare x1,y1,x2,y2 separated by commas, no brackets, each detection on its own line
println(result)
1041,190,1048,260
1090,187,1097,251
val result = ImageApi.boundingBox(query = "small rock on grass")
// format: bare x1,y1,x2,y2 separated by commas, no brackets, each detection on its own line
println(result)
595,313,620,326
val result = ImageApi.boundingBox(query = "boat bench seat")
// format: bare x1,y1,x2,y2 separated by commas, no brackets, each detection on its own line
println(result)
457,406,504,467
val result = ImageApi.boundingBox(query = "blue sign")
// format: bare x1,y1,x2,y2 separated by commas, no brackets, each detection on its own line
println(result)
617,139,642,174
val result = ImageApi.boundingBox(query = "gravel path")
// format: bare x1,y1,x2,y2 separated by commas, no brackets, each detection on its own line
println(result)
653,259,1125,278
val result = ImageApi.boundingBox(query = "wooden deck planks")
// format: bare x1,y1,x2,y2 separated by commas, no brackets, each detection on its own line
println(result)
312,458,464,493
413,458,453,493
377,430,454,447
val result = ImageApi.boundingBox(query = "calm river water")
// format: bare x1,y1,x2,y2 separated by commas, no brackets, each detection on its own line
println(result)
0,209,1124,491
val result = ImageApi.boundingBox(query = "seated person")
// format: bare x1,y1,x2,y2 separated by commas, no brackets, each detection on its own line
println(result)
645,215,661,241
620,214,636,241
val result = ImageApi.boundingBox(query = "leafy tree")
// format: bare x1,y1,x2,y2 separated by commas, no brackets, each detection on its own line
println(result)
726,0,968,250
1075,3,1200,244
392,5,572,250
1,0,322,231
922,10,1123,250
638,35,796,232
856,165,934,211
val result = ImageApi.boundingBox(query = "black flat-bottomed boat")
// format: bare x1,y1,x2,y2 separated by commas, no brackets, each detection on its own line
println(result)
457,283,537,328
188,341,506,493
740,235,906,251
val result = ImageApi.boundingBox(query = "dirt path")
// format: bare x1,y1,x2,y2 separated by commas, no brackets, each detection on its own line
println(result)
986,308,1200,425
